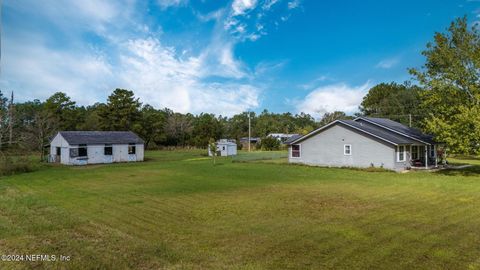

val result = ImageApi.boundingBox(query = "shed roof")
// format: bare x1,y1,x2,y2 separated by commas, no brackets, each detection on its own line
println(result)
57,131,144,145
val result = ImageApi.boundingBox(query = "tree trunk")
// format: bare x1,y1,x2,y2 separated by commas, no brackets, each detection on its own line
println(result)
8,92,13,145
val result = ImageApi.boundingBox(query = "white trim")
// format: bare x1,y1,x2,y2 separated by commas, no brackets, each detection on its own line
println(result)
344,144,352,155
354,117,432,145
288,120,399,146
397,145,406,162
291,144,301,158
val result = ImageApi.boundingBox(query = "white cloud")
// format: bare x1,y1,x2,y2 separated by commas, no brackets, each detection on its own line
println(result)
3,0,304,116
232,0,258,15
118,37,259,115
299,75,330,90
287,0,301,9
375,57,400,69
1,34,113,105
157,0,188,9
295,82,370,118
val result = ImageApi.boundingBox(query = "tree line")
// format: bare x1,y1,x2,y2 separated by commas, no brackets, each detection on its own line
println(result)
0,89,322,153
0,17,479,155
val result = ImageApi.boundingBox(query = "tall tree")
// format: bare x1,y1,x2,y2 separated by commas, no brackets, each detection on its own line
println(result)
136,105,166,148
8,92,14,145
318,111,350,126
0,91,8,150
44,92,77,131
410,17,480,154
99,89,142,131
191,113,223,147
359,82,422,127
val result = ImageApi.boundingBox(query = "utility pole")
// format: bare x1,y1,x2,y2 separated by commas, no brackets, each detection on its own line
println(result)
409,114,412,128
8,91,13,145
248,112,251,152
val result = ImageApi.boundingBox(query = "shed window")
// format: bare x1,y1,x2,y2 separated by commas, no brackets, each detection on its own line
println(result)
78,144,87,157
70,148,78,158
70,145,87,158
291,144,301,158
344,144,352,155
128,143,136,155
104,145,113,156
397,145,406,162
56,147,61,156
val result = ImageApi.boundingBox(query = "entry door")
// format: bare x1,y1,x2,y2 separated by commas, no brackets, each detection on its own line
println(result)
56,147,61,162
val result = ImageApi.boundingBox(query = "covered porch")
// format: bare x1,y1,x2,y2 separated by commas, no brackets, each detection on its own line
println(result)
408,144,440,169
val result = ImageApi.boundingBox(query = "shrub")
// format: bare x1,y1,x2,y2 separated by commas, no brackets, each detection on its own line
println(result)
0,155,36,176
260,137,281,151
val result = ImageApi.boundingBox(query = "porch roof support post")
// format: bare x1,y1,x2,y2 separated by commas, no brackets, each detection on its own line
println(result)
425,145,428,169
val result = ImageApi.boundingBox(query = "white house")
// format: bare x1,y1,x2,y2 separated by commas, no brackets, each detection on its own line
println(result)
286,117,439,172
209,139,237,157
49,131,144,165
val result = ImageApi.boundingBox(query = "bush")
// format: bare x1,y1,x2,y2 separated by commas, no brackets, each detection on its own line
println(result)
260,137,281,151
0,155,36,176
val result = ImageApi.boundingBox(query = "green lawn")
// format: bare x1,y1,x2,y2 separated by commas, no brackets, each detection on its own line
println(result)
1,150,480,269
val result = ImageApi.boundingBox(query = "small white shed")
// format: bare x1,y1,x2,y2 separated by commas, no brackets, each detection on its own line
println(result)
208,139,237,157
49,131,144,165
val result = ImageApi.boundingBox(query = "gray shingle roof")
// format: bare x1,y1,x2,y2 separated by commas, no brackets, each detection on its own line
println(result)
286,118,433,146
356,117,435,144
57,131,144,145
339,120,417,144
283,134,303,144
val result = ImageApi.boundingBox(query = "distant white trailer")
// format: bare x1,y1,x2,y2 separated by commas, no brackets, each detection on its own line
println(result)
208,139,237,157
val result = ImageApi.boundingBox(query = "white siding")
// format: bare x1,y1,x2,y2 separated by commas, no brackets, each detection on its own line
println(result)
288,124,397,170
49,132,144,165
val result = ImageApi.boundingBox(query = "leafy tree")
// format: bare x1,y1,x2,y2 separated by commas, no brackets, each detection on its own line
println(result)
359,82,422,127
191,113,223,148
208,138,217,165
410,17,480,154
99,89,142,131
77,103,105,131
136,105,166,148
318,111,350,126
44,92,78,131
164,111,193,146
260,136,280,151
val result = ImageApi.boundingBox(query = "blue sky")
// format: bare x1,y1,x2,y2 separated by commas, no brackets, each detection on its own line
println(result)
2,0,479,117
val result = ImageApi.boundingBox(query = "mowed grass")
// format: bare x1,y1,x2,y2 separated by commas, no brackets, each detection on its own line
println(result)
1,151,480,269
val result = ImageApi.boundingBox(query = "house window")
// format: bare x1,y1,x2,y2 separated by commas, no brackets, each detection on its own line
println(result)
104,144,113,156
128,143,136,155
344,144,352,155
397,145,406,162
291,144,301,158
78,144,87,157
222,146,225,151
430,146,435,157
411,146,418,160
56,147,61,156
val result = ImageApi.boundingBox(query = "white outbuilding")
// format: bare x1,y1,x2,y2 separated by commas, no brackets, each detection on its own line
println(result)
208,139,237,157
49,131,144,165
